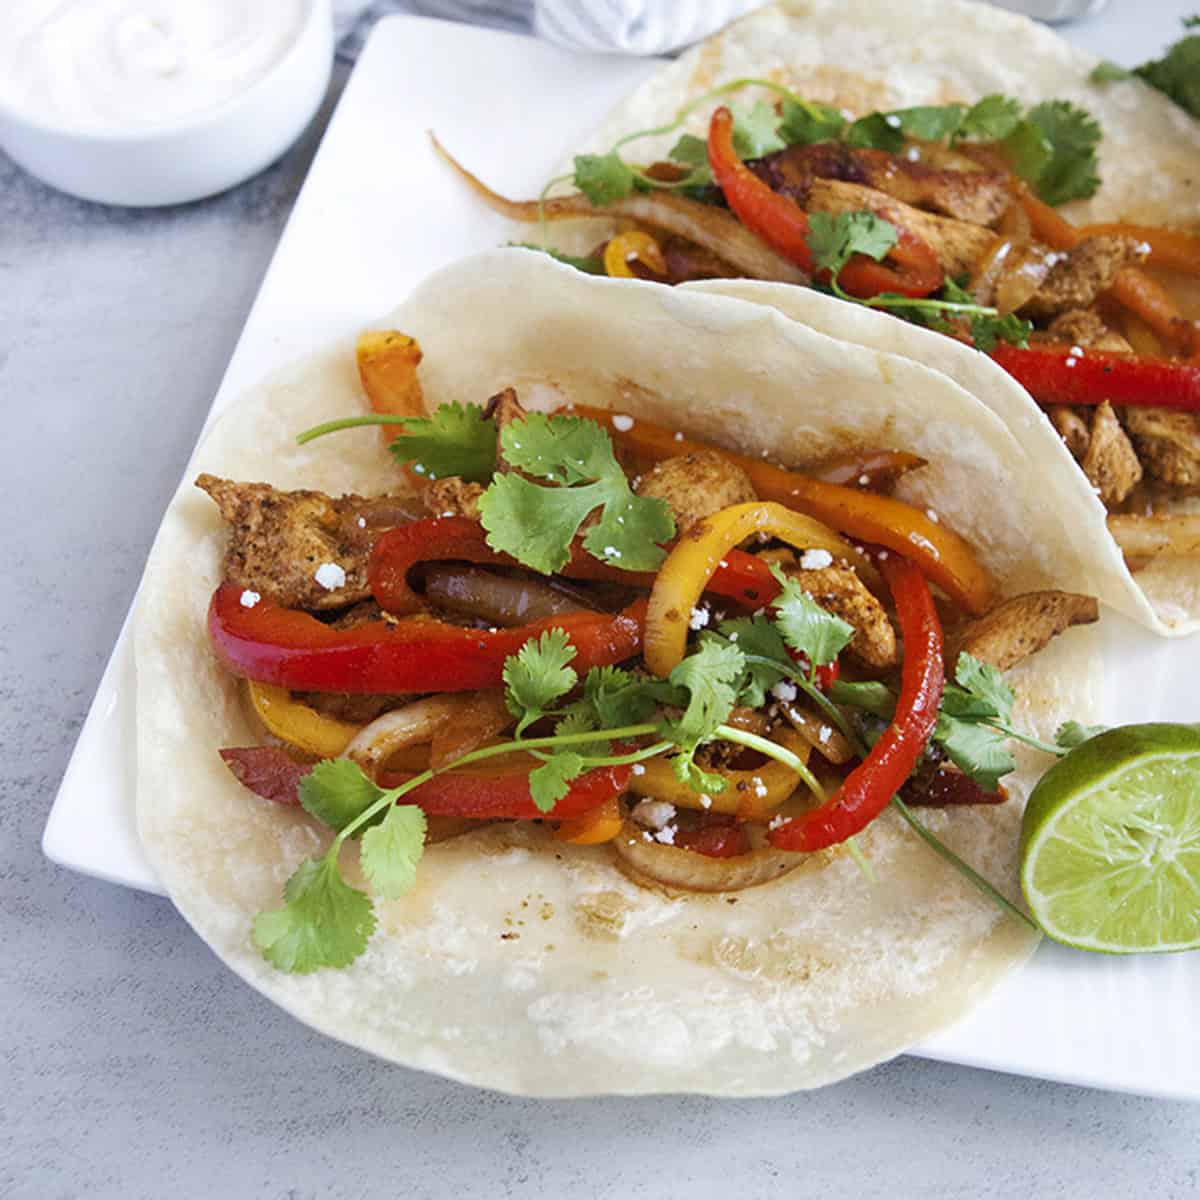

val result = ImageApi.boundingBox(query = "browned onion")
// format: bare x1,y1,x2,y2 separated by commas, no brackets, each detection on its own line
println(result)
779,705,853,765
345,695,475,776
430,133,809,285
423,564,599,626
429,689,513,768
612,821,811,893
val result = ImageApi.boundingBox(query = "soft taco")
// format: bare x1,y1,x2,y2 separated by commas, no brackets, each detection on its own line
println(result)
135,250,1106,1095
438,0,1200,634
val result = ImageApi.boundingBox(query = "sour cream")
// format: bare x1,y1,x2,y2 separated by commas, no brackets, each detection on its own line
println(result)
0,1,309,133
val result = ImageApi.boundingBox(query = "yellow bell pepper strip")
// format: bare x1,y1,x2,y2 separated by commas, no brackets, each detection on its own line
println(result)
567,404,993,615
629,729,813,820
245,681,434,771
356,331,425,451
645,500,868,677
604,231,667,278
554,795,624,844
246,681,359,757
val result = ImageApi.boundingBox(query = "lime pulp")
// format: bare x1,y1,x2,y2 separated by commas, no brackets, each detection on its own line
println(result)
1020,724,1200,954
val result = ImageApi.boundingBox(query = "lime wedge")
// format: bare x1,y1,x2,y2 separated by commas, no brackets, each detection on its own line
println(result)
1020,724,1200,954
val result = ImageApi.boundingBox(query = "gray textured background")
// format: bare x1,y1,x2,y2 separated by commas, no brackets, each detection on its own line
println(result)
6,6,1200,1198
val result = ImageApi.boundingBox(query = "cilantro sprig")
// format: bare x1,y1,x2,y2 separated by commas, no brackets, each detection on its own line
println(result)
478,412,675,574
805,212,1031,352
1092,17,1200,121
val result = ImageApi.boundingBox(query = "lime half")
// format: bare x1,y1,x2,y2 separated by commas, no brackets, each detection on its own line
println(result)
1021,724,1200,954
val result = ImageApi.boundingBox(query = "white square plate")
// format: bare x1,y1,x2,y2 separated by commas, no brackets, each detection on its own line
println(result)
43,15,1200,1101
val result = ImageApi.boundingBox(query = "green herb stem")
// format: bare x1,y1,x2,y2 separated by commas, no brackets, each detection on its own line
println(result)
714,724,828,802
990,724,1070,758
892,797,1039,932
296,413,412,445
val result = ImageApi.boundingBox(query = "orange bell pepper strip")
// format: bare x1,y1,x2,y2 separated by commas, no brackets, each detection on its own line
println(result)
568,405,994,616
1016,188,1199,357
1077,224,1200,277
707,106,943,300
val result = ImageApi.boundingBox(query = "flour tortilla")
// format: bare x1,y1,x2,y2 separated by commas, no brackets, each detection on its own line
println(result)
135,250,1102,1095
549,0,1200,635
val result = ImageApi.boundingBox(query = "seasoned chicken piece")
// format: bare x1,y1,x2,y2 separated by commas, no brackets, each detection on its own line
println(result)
1021,236,1148,321
1048,406,1091,460
752,142,1010,226
947,591,1099,672
483,386,528,433
197,475,374,610
425,476,484,519
1046,309,1133,353
1081,401,1143,506
660,235,740,282
1122,408,1200,493
790,564,898,670
634,450,756,531
805,178,998,277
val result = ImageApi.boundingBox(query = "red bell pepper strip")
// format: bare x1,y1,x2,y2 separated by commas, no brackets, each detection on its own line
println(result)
706,106,943,300
221,743,629,820
989,343,1200,412
369,515,780,614
769,555,944,851
674,816,751,859
208,582,646,694
377,762,631,820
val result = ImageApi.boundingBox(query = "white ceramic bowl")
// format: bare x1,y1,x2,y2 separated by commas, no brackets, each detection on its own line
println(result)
0,1,333,207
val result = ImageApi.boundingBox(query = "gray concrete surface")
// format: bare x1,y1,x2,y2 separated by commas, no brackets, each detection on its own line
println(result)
5,9,1200,1199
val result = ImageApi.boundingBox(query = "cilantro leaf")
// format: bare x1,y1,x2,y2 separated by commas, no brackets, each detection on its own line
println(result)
1056,720,1108,750
770,565,855,668
1000,119,1053,187
778,97,846,145
712,616,790,707
1133,19,1200,119
503,628,578,734
970,309,1033,353
807,211,898,286
846,112,905,153
891,104,966,142
386,402,497,485
479,413,674,574
253,855,376,973
584,665,677,728
510,243,605,275
573,152,636,206
1023,101,1101,205
1090,60,1133,83
298,759,386,834
658,640,745,791
732,100,786,159
953,652,1015,721
958,95,1023,141
360,804,427,900
529,751,586,812
669,133,709,166
934,713,1016,791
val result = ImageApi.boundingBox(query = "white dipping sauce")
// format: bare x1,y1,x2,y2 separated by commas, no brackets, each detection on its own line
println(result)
0,1,308,132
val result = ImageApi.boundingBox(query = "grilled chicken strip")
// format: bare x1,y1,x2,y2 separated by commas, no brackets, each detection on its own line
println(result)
947,591,1099,672
1021,235,1148,320
197,475,393,610
1081,401,1144,507
750,142,1010,226
790,563,898,669
1122,408,1200,494
634,451,757,531
803,178,998,277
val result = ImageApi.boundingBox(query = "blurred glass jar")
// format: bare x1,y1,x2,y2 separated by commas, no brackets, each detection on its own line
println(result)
987,0,1107,21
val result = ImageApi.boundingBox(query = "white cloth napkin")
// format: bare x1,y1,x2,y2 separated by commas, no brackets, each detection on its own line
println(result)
333,0,765,57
